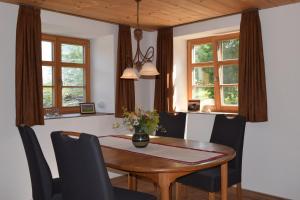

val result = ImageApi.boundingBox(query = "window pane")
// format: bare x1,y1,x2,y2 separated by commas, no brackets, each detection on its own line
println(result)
62,87,84,107
192,43,213,63
61,44,84,64
192,67,214,86
42,41,53,61
43,87,54,108
192,87,215,101
42,66,53,86
220,39,239,60
220,64,238,84
62,67,84,86
221,86,238,105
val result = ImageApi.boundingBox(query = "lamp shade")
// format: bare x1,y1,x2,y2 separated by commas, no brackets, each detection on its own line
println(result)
120,67,139,79
139,62,159,76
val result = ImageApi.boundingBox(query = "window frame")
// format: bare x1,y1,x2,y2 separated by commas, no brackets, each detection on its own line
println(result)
42,34,90,114
187,32,239,113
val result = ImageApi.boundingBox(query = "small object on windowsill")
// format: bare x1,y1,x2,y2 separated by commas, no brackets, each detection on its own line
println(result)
188,100,200,111
201,104,212,113
80,103,96,114
45,107,60,118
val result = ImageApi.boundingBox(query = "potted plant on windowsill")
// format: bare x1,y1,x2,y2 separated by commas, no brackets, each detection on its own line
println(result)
122,108,159,148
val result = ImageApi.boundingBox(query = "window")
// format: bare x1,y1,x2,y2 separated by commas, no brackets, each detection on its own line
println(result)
187,33,239,112
42,34,90,114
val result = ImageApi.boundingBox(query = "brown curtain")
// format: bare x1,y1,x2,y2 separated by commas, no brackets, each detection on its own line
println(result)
154,27,174,112
239,9,268,122
16,5,44,126
115,25,135,117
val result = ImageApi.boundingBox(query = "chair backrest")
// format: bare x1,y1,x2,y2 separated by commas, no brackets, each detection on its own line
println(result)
156,112,186,138
51,132,114,200
210,114,246,170
18,125,53,200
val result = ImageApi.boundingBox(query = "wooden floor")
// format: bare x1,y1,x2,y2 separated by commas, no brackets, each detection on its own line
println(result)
111,175,287,200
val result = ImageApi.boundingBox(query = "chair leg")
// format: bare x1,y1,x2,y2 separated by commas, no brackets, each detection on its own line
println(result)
208,192,216,200
236,183,242,200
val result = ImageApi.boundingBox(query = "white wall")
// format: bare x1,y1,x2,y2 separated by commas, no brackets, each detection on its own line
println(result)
91,34,117,112
0,3,120,200
0,4,26,200
174,3,300,199
173,38,187,111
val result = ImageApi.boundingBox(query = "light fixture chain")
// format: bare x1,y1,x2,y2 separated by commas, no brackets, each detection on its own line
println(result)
136,0,140,28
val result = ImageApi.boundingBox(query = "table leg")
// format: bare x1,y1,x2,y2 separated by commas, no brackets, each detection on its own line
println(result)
132,172,191,200
220,162,228,200
158,174,172,200
159,183,171,200
128,173,137,191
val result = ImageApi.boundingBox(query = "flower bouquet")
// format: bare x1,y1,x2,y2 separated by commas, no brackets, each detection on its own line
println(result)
121,108,159,147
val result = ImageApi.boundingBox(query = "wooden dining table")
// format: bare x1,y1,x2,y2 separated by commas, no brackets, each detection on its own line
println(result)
100,135,235,200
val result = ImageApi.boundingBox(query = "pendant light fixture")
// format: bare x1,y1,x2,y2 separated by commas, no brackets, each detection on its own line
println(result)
120,0,159,79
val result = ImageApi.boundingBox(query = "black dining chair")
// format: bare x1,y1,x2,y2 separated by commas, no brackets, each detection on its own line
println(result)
156,112,187,138
18,125,62,200
176,114,246,200
51,131,156,200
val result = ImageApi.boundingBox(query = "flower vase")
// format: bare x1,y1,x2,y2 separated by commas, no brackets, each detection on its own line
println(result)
132,131,149,148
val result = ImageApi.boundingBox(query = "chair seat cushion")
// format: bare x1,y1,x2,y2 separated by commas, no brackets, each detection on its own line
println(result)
177,167,241,192
113,187,156,200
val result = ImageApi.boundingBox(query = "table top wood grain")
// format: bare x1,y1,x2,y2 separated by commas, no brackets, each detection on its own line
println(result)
101,135,235,173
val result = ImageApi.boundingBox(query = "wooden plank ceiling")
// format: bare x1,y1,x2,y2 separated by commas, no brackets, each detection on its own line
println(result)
2,0,300,30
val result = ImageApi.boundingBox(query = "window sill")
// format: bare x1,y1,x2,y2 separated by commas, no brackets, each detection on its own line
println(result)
179,110,238,115
44,112,114,120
